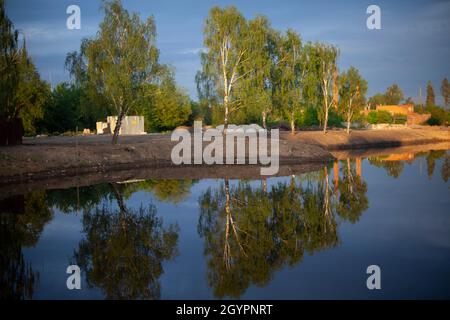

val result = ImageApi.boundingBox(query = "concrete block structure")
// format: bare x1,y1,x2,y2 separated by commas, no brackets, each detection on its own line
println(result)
96,116,146,135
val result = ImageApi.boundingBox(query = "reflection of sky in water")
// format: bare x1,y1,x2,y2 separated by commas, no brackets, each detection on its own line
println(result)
10,152,450,299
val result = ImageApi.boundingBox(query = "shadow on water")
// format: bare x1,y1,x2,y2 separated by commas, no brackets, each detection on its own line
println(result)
0,149,449,299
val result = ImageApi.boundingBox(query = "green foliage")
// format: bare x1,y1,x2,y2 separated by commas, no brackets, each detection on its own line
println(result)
197,168,352,298
0,0,50,135
310,42,339,132
426,81,435,106
189,100,212,125
441,78,449,107
366,110,393,124
392,113,407,124
368,157,404,178
369,84,404,110
338,66,368,131
424,104,449,126
83,0,162,142
384,83,404,105
272,29,305,132
368,93,386,109
75,202,178,299
327,109,344,127
38,83,81,134
137,73,191,132
197,6,341,132
366,111,378,124
0,191,53,299
336,160,369,223
297,106,320,127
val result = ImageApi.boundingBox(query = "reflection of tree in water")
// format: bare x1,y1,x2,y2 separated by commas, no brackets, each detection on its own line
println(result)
122,179,196,204
198,166,351,298
423,150,447,180
46,179,196,215
74,183,179,299
368,157,405,178
369,150,448,181
0,192,53,299
442,154,450,183
46,184,112,213
336,159,369,224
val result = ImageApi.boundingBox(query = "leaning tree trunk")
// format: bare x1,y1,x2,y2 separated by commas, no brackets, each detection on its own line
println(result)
112,109,126,145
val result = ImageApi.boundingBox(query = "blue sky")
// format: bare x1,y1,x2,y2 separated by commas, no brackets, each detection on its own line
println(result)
4,0,450,103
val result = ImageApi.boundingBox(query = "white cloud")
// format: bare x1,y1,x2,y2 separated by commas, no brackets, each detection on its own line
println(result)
179,47,206,55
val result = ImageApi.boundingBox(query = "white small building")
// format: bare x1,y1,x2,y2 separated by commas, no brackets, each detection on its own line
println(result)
96,116,146,135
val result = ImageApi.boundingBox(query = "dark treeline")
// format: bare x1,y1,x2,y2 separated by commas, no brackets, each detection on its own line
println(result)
1,1,449,143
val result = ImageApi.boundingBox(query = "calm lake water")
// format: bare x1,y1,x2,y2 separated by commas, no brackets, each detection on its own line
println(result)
1,149,449,299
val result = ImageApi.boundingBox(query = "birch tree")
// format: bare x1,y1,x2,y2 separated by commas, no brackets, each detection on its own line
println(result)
240,16,275,128
202,6,249,132
314,43,339,133
85,0,161,144
338,66,367,134
274,30,305,134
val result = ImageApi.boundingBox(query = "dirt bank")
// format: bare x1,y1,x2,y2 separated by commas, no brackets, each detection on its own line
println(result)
0,126,448,185
0,132,333,184
282,126,449,150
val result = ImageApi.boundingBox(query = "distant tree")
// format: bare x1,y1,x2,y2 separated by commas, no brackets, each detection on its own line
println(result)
138,70,191,132
441,78,449,107
65,39,111,130
404,97,415,105
338,66,368,134
39,82,81,134
384,84,404,105
426,81,435,106
368,93,386,109
425,104,450,125
84,0,161,144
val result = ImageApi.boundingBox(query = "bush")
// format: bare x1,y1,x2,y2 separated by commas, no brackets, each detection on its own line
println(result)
377,110,393,124
366,111,378,124
327,109,344,127
297,107,319,127
425,105,449,126
366,110,393,124
392,113,407,124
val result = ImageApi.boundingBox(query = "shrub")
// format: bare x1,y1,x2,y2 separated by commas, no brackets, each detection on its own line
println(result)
366,110,393,124
366,111,378,124
425,105,449,126
376,110,393,124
